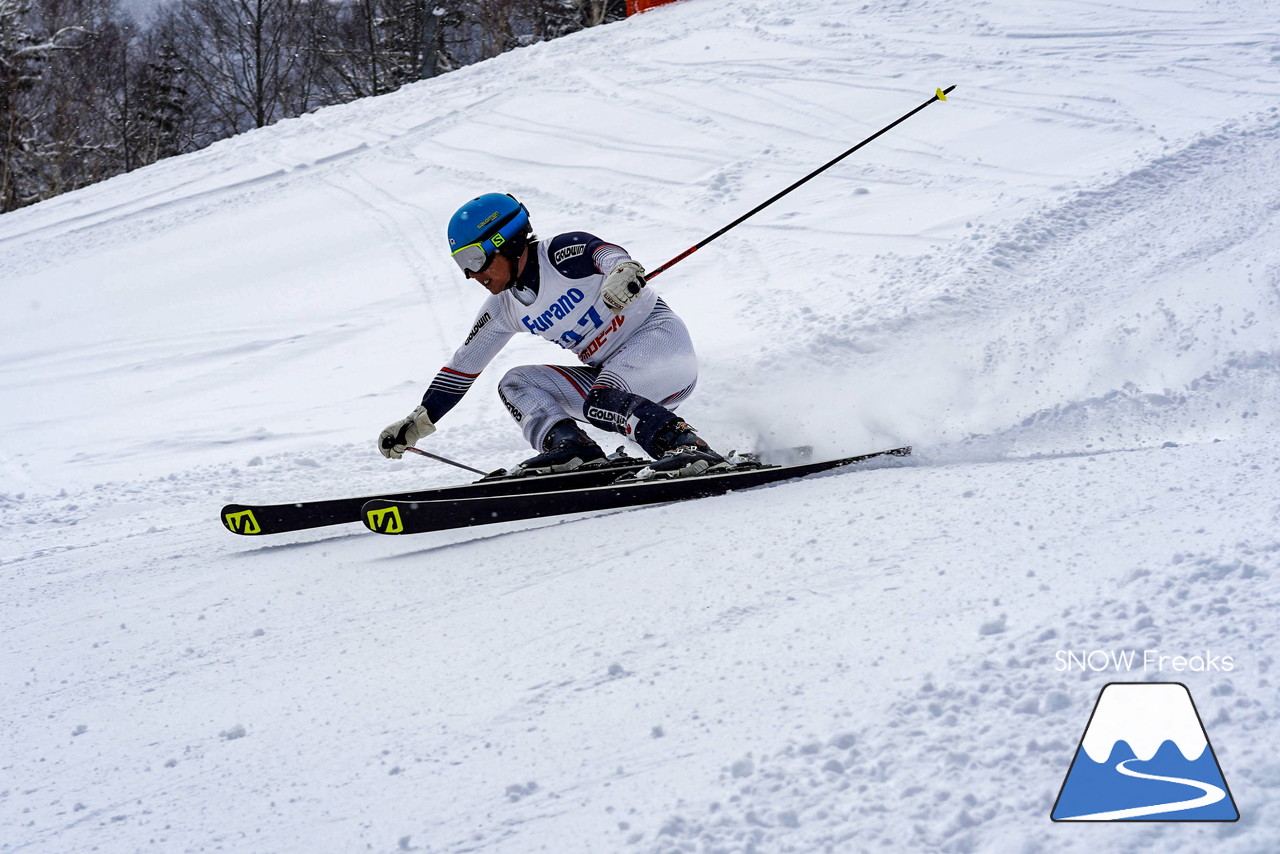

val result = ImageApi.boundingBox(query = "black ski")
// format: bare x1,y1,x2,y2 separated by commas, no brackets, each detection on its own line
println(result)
220,456,649,536
360,446,911,535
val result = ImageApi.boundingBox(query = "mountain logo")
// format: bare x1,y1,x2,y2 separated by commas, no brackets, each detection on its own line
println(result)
1052,682,1238,821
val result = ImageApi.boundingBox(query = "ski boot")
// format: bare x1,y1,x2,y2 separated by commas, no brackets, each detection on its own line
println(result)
635,419,730,480
513,420,605,476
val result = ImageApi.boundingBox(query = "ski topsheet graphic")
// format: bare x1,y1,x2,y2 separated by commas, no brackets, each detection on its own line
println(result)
1051,682,1238,822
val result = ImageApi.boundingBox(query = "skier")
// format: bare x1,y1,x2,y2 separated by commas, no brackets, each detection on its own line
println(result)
378,192,726,479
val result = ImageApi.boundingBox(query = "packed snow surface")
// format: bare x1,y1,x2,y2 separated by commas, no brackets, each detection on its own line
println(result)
3,0,1279,851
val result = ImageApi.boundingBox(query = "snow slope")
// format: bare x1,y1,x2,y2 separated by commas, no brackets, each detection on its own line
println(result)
3,0,1279,851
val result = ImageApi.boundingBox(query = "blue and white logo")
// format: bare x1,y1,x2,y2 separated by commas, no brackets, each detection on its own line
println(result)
1052,682,1238,821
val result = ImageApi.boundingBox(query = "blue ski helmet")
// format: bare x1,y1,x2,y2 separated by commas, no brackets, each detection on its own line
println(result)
447,193,532,276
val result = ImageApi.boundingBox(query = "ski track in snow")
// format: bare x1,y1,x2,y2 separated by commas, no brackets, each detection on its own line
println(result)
3,0,1280,852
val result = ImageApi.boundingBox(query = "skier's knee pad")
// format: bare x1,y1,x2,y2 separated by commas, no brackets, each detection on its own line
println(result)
582,386,636,434
583,386,679,452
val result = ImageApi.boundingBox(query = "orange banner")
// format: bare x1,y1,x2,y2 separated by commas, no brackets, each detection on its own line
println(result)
627,0,681,14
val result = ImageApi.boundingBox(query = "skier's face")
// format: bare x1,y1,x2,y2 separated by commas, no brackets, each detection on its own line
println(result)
471,252,514,295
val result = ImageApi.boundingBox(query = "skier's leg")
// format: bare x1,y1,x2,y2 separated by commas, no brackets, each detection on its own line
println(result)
497,364,606,474
584,386,726,476
580,309,727,477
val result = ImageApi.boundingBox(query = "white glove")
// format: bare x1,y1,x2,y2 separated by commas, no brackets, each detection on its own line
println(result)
601,260,646,313
378,405,436,459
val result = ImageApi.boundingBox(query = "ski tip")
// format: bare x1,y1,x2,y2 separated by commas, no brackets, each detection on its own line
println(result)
221,505,262,535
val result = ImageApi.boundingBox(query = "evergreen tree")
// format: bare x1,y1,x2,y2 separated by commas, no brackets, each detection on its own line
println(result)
131,39,190,164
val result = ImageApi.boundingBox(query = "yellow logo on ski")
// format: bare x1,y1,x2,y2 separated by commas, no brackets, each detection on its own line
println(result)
224,509,261,535
366,506,404,534
936,87,948,101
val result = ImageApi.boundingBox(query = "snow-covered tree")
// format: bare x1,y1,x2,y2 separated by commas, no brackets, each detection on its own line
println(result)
0,0,99,211
540,0,586,41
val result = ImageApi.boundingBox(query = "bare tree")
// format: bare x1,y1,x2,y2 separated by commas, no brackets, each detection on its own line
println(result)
328,0,419,97
310,0,468,99
1,0,41,210
580,0,624,27
168,0,312,137
465,0,620,64
470,0,519,58
43,0,134,191
538,0,586,41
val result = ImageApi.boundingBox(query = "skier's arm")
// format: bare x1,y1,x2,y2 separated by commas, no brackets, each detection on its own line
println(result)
546,232,634,280
547,233,646,313
378,298,515,459
419,301,516,422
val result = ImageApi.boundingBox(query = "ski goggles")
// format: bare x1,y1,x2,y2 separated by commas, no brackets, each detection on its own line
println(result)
450,206,525,276
451,241,495,276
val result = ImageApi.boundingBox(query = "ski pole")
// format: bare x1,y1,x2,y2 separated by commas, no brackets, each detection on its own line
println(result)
403,445,488,475
646,86,956,281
